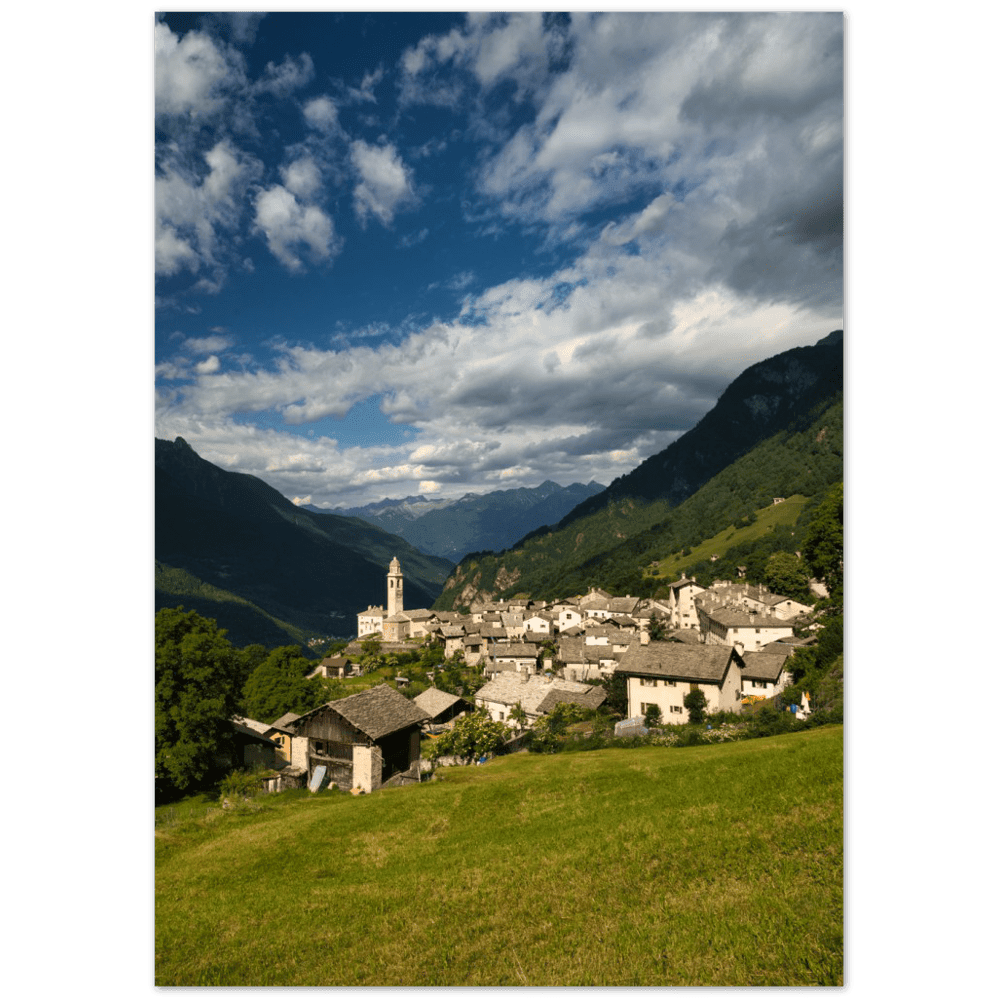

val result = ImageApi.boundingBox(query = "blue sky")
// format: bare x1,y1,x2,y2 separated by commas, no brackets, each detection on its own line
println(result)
155,11,844,508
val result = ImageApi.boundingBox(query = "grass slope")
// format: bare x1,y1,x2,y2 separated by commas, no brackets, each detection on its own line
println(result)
155,562,312,651
156,726,842,986
646,495,810,582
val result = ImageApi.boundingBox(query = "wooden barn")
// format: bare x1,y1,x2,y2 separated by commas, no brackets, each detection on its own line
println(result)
285,685,430,792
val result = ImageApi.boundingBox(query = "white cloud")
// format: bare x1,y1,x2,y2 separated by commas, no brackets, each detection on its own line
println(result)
254,53,314,97
183,334,233,354
154,21,234,116
155,140,257,277
350,141,418,228
253,184,337,271
194,355,221,375
281,157,323,200
303,95,338,131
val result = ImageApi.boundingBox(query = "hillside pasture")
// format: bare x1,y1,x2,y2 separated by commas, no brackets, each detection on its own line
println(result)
646,494,809,583
156,726,843,986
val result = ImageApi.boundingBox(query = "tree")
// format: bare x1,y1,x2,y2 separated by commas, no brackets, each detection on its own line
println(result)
643,703,662,727
602,671,628,717
155,607,245,793
509,702,528,730
647,615,667,641
764,551,811,603
425,711,511,765
683,687,708,724
803,482,843,597
242,645,324,723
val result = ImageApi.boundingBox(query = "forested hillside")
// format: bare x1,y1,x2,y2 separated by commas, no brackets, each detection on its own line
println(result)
156,438,454,643
433,396,842,608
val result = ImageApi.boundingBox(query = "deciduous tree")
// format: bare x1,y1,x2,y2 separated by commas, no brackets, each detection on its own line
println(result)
155,607,244,792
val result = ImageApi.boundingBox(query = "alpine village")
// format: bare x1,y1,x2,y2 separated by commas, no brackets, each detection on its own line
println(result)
156,332,844,986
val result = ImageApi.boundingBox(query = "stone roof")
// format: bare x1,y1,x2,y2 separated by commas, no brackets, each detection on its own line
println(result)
232,716,270,734
359,607,387,618
535,686,606,714
269,711,302,731
309,684,431,741
739,651,792,682
462,633,484,646
490,643,539,660
667,575,700,590
440,625,466,637
480,625,509,639
669,629,703,645
412,686,469,718
522,631,552,645
402,609,435,621
616,643,737,684
384,612,410,623
231,720,279,744
475,675,595,715
706,606,792,629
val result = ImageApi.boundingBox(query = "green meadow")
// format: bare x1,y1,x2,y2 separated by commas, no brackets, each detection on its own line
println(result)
156,725,843,986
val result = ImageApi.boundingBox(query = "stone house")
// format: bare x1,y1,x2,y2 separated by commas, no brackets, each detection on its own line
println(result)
739,651,794,702
665,576,705,630
615,643,744,723
357,605,386,638
284,685,430,792
474,674,602,725
697,604,795,652
484,642,540,678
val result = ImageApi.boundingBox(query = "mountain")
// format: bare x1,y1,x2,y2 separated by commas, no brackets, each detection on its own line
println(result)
433,332,843,610
155,438,454,646
560,330,843,525
313,479,606,560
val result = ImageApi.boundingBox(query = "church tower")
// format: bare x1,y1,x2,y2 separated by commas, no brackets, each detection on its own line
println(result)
387,556,403,616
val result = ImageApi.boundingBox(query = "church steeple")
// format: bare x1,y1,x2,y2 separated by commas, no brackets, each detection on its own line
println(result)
387,556,403,615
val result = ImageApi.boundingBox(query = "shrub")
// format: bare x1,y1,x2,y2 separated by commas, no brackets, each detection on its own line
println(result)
218,767,267,807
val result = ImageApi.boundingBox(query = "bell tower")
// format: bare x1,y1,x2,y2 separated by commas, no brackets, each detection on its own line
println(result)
387,556,403,615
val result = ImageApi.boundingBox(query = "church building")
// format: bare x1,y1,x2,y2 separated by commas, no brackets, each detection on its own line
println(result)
356,557,404,638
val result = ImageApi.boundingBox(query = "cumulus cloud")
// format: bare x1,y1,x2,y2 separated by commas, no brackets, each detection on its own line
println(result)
253,184,337,271
254,53,314,97
350,141,418,227
183,334,234,354
303,95,339,131
155,140,258,277
154,21,235,116
156,231,841,506
280,157,323,200
194,355,221,375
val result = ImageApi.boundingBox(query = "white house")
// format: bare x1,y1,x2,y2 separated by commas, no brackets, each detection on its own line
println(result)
665,576,705,630
615,642,744,723
697,604,794,652
739,651,794,703
474,674,603,725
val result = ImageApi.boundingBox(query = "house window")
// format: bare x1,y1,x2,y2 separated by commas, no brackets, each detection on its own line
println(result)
670,705,683,714
640,677,657,687
666,680,677,687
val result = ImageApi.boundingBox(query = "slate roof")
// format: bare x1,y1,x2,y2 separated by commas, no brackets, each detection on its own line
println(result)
739,651,792,682
385,612,410,623
535,686,606,714
232,716,270,734
475,675,595,715
316,684,431,740
667,575,700,589
440,625,466,638
402,609,435,621
616,643,737,683
490,643,539,659
706,606,792,629
231,720,280,745
413,686,470,718
269,711,302,731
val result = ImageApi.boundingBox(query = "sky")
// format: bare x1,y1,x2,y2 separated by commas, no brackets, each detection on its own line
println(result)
154,11,844,509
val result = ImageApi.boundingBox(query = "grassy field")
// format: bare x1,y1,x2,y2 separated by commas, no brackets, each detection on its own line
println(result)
645,494,810,582
155,725,842,986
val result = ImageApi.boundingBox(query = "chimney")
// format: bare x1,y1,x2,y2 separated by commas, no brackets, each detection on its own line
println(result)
734,640,745,656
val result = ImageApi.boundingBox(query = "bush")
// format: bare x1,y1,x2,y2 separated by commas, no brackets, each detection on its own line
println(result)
218,767,267,806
